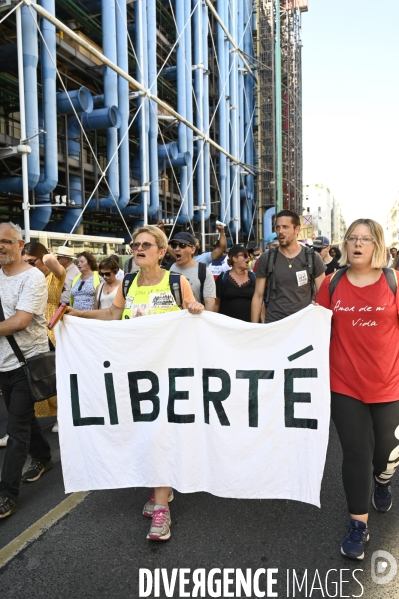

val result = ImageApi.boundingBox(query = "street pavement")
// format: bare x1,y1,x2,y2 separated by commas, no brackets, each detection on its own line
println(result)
1,400,399,598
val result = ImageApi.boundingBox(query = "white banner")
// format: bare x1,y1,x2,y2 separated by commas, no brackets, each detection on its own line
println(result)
56,306,332,507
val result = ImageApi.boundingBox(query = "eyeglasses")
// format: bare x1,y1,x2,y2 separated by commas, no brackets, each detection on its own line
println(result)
130,242,158,251
0,239,20,247
170,241,192,249
24,257,39,266
99,271,113,277
345,236,374,245
253,253,261,257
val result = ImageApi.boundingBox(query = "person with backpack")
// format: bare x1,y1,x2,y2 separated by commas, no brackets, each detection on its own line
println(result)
316,218,399,561
214,245,256,322
169,232,216,310
66,226,203,542
251,210,325,323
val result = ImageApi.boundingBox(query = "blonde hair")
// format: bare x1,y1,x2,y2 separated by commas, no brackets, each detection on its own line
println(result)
340,219,386,269
132,225,168,250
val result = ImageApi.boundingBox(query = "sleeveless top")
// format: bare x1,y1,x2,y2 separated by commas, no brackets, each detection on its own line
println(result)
122,270,180,319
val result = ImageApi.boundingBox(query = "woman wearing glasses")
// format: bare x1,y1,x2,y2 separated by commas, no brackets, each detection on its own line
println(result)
317,219,399,560
70,252,101,311
66,226,203,542
22,242,66,423
94,257,120,310
214,245,255,322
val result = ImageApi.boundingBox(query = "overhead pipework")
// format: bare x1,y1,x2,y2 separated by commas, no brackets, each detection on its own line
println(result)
0,0,306,249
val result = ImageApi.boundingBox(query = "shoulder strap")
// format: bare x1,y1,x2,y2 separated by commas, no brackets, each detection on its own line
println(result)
122,272,138,299
0,298,26,364
169,273,183,308
265,248,279,305
305,246,316,298
221,271,229,295
198,262,207,305
328,266,349,300
382,267,398,296
248,270,256,285
97,282,104,309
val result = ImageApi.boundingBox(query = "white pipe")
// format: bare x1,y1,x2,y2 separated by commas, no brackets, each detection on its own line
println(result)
16,5,30,241
26,0,255,177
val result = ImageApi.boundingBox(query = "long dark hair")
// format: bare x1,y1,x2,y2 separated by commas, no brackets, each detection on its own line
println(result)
76,251,98,271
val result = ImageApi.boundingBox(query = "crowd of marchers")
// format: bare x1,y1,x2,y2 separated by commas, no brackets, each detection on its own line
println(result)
0,211,398,562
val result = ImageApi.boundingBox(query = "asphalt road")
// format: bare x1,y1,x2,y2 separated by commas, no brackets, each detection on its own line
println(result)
1,400,399,599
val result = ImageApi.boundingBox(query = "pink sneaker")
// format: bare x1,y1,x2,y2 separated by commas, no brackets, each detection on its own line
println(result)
142,489,174,518
147,507,171,541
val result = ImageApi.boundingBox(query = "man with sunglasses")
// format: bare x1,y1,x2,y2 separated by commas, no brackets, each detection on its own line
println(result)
169,232,216,310
0,222,52,519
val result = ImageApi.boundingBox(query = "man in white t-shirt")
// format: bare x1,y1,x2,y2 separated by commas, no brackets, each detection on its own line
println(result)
169,232,216,310
56,245,79,304
0,222,52,519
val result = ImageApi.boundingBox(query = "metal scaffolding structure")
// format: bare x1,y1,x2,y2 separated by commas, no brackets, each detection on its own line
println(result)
0,0,306,251
256,0,307,241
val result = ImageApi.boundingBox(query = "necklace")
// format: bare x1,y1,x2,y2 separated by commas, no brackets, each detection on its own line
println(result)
285,256,295,268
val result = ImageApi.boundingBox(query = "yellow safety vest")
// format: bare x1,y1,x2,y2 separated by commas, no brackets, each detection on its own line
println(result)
70,271,101,307
122,270,180,319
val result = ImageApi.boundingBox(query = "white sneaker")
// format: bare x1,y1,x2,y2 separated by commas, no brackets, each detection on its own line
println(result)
51,422,59,433
0,434,9,447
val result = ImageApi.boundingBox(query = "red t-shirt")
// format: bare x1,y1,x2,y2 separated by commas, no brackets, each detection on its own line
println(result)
316,271,399,403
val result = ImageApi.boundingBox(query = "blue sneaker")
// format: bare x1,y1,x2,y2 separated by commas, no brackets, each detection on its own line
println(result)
341,519,369,560
372,477,392,513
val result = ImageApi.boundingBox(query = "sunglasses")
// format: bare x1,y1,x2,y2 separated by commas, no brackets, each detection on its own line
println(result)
99,271,113,277
130,242,157,251
170,241,192,249
24,257,39,266
235,252,249,259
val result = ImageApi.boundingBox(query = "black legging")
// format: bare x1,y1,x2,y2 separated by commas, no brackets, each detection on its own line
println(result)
331,392,399,514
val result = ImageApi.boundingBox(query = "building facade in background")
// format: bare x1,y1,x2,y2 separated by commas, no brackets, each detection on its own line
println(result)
302,183,332,241
386,193,399,248
331,198,347,245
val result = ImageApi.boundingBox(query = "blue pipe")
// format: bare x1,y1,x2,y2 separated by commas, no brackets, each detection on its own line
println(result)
229,0,240,237
0,2,40,193
192,0,203,223
158,143,178,161
147,0,160,216
125,0,150,217
160,66,177,81
92,94,105,108
216,0,227,225
263,206,275,250
81,107,121,131
116,0,130,209
243,0,254,236
175,0,189,223
184,0,194,222
86,0,120,210
57,87,93,114
53,175,83,233
31,0,57,230
202,0,211,221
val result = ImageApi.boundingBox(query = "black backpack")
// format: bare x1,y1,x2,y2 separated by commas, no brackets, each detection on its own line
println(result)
264,246,316,306
197,262,207,305
122,271,183,308
328,266,397,300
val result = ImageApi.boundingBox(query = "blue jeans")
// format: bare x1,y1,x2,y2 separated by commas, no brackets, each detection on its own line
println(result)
0,366,51,500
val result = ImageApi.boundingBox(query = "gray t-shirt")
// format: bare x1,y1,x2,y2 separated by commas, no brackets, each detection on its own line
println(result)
0,268,49,372
256,246,325,323
170,262,216,303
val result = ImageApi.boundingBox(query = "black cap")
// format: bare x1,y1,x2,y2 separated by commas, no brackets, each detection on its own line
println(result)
228,244,248,257
170,231,196,246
